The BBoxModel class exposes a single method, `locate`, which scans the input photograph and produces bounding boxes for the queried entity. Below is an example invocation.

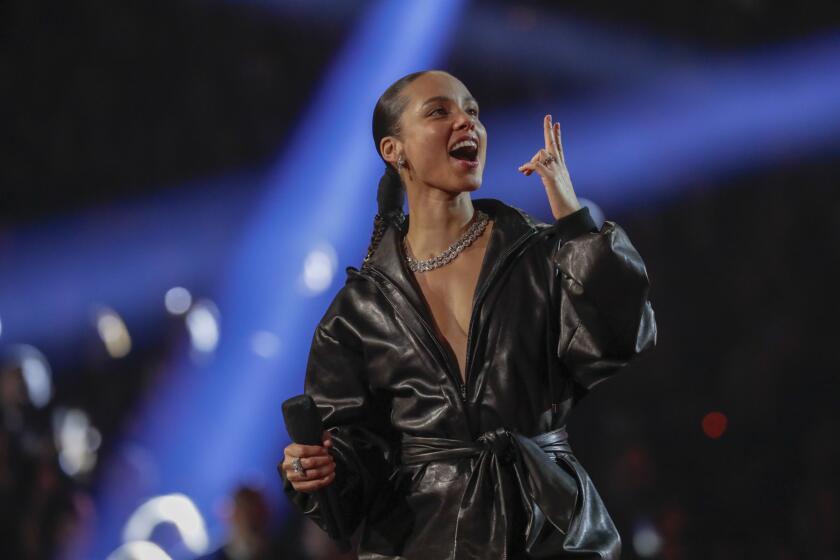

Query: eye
[430,107,447,116]
[468,107,479,116]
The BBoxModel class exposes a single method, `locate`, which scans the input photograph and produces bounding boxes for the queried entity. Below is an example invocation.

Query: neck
[404,189,476,259]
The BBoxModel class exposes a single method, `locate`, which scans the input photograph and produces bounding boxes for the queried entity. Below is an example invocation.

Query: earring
[397,154,406,169]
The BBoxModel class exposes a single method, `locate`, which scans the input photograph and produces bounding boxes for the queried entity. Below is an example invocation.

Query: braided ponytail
[362,165,405,268]
[362,70,429,269]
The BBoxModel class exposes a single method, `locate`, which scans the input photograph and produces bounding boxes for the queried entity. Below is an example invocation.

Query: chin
[463,179,482,191]
[457,169,485,191]
[448,176,481,193]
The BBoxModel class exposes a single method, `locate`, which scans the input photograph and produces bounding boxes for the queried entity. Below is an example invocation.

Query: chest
[410,222,494,381]
[414,260,480,339]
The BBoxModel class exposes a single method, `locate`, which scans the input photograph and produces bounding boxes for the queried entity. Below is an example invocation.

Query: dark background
[1,1,839,558]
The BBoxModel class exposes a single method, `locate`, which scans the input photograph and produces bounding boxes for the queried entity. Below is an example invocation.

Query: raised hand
[518,114,582,220]
[279,430,336,493]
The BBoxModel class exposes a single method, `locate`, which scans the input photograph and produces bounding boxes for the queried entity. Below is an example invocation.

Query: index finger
[286,443,330,458]
[544,114,557,155]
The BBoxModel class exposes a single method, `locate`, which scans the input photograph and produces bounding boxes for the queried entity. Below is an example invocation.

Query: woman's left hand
[518,114,582,220]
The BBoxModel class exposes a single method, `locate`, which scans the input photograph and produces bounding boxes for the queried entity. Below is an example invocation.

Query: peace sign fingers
[544,114,561,160]
[520,113,581,220]
[553,119,565,164]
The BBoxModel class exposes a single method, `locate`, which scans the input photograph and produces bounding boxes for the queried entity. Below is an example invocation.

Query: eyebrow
[420,95,479,108]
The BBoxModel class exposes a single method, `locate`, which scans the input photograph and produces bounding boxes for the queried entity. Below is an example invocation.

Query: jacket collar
[363,197,543,311]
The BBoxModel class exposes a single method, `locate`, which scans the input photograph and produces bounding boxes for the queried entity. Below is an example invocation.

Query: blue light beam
[90,0,465,557]
[477,31,840,216]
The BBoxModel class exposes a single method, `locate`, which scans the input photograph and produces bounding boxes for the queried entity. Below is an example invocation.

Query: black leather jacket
[282,198,657,559]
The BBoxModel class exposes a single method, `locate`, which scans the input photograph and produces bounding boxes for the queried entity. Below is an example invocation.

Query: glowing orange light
[702,411,728,439]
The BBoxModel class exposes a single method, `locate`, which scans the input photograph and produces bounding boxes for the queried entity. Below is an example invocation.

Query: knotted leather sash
[401,427,581,559]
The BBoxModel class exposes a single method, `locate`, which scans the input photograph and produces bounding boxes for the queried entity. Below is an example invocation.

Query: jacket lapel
[363,198,543,411]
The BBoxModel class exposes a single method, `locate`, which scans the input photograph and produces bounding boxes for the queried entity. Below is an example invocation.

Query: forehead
[404,72,476,108]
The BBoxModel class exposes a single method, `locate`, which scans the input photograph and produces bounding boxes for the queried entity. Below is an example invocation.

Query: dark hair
[362,70,430,268]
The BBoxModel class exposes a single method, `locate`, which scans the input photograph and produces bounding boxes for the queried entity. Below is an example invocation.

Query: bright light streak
[122,494,209,555]
[0,172,257,347]
[165,287,193,315]
[95,307,132,358]
[91,1,466,555]
[482,32,840,214]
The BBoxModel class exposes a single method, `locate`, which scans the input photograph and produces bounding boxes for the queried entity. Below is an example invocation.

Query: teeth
[450,139,477,151]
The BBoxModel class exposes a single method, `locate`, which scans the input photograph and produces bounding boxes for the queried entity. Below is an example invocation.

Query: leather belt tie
[401,427,580,559]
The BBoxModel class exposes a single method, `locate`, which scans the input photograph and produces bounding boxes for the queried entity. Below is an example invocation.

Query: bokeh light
[12,344,54,408]
[52,407,102,477]
[299,243,338,295]
[1,1,837,558]
[164,287,193,315]
[702,411,728,439]
[250,330,281,359]
[121,494,209,556]
[185,300,220,355]
[632,520,664,557]
[106,541,172,560]
[94,307,132,358]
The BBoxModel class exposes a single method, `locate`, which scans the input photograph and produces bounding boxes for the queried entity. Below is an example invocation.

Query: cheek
[410,129,450,165]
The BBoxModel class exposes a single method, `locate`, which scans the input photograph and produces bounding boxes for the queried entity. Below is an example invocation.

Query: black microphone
[282,394,351,553]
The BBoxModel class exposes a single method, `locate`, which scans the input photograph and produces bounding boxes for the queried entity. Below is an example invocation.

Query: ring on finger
[291,456,304,475]
[542,154,556,166]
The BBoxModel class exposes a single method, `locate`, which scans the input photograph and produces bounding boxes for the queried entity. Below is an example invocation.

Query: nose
[453,107,476,130]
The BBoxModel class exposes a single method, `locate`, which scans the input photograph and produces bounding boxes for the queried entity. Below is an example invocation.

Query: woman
[279,70,657,559]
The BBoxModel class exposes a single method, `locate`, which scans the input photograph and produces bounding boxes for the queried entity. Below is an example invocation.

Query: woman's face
[387,71,487,194]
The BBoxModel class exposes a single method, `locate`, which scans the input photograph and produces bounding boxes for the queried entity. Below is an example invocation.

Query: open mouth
[448,141,478,163]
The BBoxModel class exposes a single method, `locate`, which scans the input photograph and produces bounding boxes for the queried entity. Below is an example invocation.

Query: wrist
[545,185,581,220]
[550,200,582,220]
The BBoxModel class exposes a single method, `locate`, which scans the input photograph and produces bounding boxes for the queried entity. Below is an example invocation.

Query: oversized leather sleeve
[549,206,658,393]
[281,310,393,536]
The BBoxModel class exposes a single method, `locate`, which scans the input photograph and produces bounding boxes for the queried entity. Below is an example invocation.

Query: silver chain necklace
[403,210,490,272]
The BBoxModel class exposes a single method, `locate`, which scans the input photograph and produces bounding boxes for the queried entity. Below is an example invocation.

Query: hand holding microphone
[281,394,350,552]
[280,430,336,492]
